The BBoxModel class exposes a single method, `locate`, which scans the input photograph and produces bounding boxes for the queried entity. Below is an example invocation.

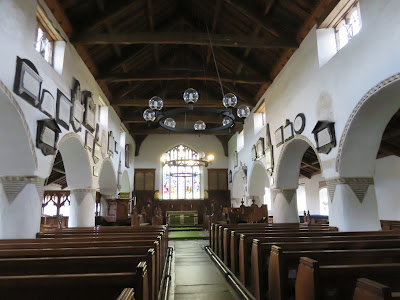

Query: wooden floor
[168,240,240,299]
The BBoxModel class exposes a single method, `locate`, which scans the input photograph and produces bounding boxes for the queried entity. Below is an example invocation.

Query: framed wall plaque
[39,89,55,118]
[275,126,284,147]
[265,145,274,176]
[251,145,257,161]
[85,131,95,152]
[283,120,294,141]
[93,166,99,177]
[266,123,272,146]
[256,137,265,158]
[125,144,130,168]
[36,119,61,156]
[228,170,232,183]
[13,57,42,107]
[101,130,107,158]
[71,79,85,132]
[83,91,96,133]
[115,141,119,154]
[312,121,336,154]
[93,142,101,164]
[294,113,306,134]
[56,89,72,130]
[108,131,115,157]
[234,151,238,168]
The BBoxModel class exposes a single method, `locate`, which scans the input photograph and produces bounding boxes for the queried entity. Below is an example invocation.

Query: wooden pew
[353,278,400,300]
[252,238,400,299]
[229,226,338,271]
[0,255,151,300]
[296,258,400,300]
[117,288,135,300]
[268,246,400,300]
[0,270,147,300]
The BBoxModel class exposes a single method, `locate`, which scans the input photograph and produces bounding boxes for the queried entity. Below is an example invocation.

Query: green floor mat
[169,230,205,240]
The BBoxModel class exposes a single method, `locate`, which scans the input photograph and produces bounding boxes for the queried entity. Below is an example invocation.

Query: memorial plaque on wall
[256,138,265,158]
[85,131,95,152]
[71,79,85,132]
[125,144,130,168]
[39,89,55,118]
[108,131,115,157]
[312,121,336,154]
[83,91,96,133]
[36,119,61,156]
[56,89,72,130]
[294,113,306,134]
[283,121,294,141]
[275,126,284,147]
[13,57,42,107]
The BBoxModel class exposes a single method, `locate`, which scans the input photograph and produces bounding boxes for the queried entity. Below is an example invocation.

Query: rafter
[206,0,224,65]
[72,32,297,49]
[98,70,270,85]
[113,98,248,108]
[224,0,283,38]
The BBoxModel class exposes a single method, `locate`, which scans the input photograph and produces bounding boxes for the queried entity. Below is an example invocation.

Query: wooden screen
[208,169,228,190]
[134,169,155,191]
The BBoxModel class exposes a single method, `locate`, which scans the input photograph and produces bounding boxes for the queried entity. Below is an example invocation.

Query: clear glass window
[35,19,54,65]
[296,185,307,213]
[335,3,362,50]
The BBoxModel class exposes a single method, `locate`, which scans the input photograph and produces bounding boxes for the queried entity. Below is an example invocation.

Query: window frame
[35,8,58,66]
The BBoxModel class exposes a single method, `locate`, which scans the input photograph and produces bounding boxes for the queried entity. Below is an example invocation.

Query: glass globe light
[222,116,232,127]
[194,120,206,131]
[198,151,206,159]
[149,96,163,110]
[222,93,237,108]
[183,88,199,104]
[143,108,156,121]
[237,105,251,118]
[164,118,176,128]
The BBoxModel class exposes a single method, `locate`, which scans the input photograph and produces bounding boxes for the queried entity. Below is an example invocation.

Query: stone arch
[337,73,400,177]
[275,135,321,189]
[231,169,246,207]
[120,170,131,194]
[98,158,118,196]
[57,133,92,189]
[0,81,37,175]
[57,133,94,227]
[248,161,269,206]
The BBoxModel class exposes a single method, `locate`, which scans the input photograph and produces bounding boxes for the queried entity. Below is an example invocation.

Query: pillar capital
[325,177,374,203]
[0,176,44,203]
[271,188,297,204]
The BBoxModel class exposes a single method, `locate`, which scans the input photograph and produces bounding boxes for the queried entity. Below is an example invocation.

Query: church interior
[0,0,399,299]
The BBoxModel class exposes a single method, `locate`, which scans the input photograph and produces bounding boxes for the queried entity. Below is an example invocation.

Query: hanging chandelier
[142,89,251,133]
[160,148,215,168]
[143,18,251,133]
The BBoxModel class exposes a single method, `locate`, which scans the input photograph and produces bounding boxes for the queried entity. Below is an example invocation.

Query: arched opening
[0,83,39,238]
[98,158,118,220]
[0,84,36,176]
[231,170,246,207]
[334,76,400,230]
[248,161,270,210]
[44,134,93,228]
[274,136,321,223]
[120,170,131,194]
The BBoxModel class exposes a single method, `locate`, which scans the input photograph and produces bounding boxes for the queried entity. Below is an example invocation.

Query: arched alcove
[231,170,246,207]
[0,83,36,176]
[248,161,269,207]
[57,134,92,189]
[120,170,131,194]
[338,76,400,177]
[275,136,321,189]
[98,158,118,195]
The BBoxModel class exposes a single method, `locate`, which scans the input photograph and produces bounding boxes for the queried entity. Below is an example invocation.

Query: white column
[327,177,381,231]
[271,189,299,223]
[0,177,44,239]
[69,189,96,227]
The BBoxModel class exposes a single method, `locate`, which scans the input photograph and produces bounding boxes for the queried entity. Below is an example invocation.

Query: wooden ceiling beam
[224,0,282,38]
[113,98,245,107]
[78,0,146,33]
[123,114,229,124]
[383,127,400,140]
[299,169,312,179]
[380,141,400,157]
[206,0,224,65]
[72,32,297,49]
[98,70,270,85]
[264,0,276,15]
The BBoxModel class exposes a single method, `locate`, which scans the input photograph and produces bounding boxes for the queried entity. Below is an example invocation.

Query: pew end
[295,257,319,300]
[353,278,393,300]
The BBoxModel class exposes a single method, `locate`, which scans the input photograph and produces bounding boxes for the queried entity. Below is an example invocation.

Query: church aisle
[168,240,240,300]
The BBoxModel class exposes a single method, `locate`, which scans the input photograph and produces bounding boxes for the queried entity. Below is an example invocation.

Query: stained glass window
[162,145,202,199]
